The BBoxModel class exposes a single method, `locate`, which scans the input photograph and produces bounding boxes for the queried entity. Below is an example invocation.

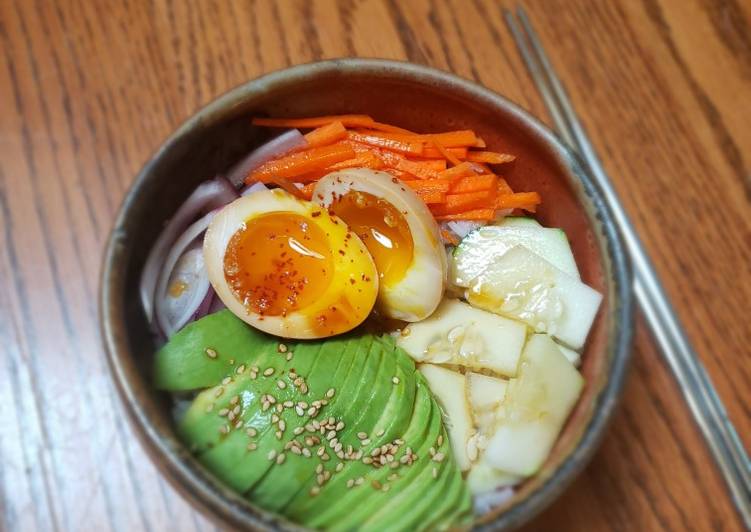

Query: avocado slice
[195,337,356,493]
[284,340,418,523]
[246,335,380,510]
[154,310,271,391]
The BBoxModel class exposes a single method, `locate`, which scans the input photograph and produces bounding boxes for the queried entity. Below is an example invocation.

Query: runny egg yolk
[223,212,332,317]
[329,191,414,287]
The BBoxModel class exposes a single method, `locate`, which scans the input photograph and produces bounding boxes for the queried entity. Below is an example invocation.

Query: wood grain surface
[1,0,749,530]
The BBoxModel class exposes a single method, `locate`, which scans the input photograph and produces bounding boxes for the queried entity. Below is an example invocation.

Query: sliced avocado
[273,337,395,516]
[154,310,271,391]
[246,335,378,510]
[286,341,418,523]
[194,339,336,492]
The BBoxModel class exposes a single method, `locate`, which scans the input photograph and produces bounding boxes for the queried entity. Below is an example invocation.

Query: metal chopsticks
[504,7,751,527]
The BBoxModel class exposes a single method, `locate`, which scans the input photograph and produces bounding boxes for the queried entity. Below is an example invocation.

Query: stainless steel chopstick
[505,7,751,527]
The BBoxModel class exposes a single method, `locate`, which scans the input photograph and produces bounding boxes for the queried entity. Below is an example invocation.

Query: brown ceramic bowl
[100,59,633,531]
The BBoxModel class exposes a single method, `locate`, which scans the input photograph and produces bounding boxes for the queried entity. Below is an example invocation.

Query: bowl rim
[100,57,634,531]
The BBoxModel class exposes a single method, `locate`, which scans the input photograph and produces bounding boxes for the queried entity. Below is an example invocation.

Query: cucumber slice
[451,222,580,287]
[465,245,601,349]
[497,216,541,228]
[484,335,584,476]
[397,299,527,378]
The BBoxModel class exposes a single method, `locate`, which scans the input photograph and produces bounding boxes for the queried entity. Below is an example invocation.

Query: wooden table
[1,1,749,530]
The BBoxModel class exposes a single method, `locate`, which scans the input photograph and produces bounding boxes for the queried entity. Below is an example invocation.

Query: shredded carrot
[427,138,463,166]
[251,115,539,222]
[496,192,541,212]
[416,189,447,204]
[395,158,443,179]
[328,151,384,171]
[247,143,356,183]
[450,174,498,194]
[402,180,451,193]
[440,228,460,245]
[421,146,468,159]
[347,131,423,156]
[430,189,497,216]
[497,178,513,195]
[438,161,478,180]
[304,121,347,148]
[466,151,516,164]
[434,209,496,221]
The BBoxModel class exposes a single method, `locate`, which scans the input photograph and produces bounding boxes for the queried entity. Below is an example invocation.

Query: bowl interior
[103,59,631,531]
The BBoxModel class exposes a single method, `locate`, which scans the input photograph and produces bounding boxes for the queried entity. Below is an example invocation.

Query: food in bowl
[142,114,603,530]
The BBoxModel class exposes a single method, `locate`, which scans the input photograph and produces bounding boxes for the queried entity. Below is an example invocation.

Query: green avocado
[155,312,472,531]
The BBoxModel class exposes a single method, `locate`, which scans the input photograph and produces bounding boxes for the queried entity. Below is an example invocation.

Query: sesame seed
[310,487,320,497]
[278,343,288,353]
[229,359,235,365]
[372,480,382,490]
[334,443,343,453]
[325,388,335,399]
[267,395,276,404]
[362,438,371,446]
[357,432,368,440]
[262,402,270,412]
[395,439,404,445]
[222,377,232,386]
[214,387,224,398]
[336,451,345,460]
[307,407,318,416]
[246,427,257,437]
[275,431,282,439]
[293,426,305,435]
[433,452,445,462]
[323,471,331,481]
[234,420,243,429]
[336,463,344,472]
[388,473,399,481]
[264,367,275,377]
[321,453,330,461]
[286,352,293,361]
[376,429,385,437]
[432,467,438,479]
[232,405,241,416]
[218,408,229,417]
[336,421,345,431]
[317,474,324,486]
[326,431,336,441]
[276,403,283,413]
[205,348,218,359]
[236,364,246,374]
[267,450,277,461]
[346,479,354,488]
[392,377,400,385]
[277,380,287,389]
[227,411,236,422]
[363,457,373,464]
[291,446,302,455]
[316,464,323,474]
[300,383,309,394]
[276,453,286,465]
[247,443,257,451]
[230,396,240,406]
[437,435,444,446]
[429,447,436,457]
[219,425,229,435]
[296,406,305,416]
[302,448,312,458]
[317,447,325,457]
[279,420,286,432]
[272,414,279,423]
[283,400,294,408]
[382,484,390,492]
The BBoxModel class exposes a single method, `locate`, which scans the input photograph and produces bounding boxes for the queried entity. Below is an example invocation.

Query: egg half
[313,169,446,321]
[203,188,379,338]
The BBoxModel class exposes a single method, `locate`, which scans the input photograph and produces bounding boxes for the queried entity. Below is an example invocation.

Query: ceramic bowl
[100,58,633,531]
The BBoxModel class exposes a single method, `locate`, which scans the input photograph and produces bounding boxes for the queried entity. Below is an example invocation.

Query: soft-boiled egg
[313,169,446,321]
[203,188,379,338]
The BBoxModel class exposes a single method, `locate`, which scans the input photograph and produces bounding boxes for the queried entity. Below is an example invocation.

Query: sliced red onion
[446,220,483,240]
[241,181,269,196]
[140,176,237,322]
[193,288,215,321]
[227,129,306,187]
[208,294,226,314]
[474,487,515,515]
[154,212,215,337]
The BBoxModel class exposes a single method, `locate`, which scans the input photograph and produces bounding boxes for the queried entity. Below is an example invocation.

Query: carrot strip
[430,189,497,216]
[449,174,498,194]
[395,158,443,179]
[441,228,460,245]
[264,176,307,199]
[347,131,423,156]
[328,151,384,171]
[428,138,463,166]
[416,189,447,204]
[496,192,541,211]
[474,136,487,148]
[299,182,316,200]
[354,129,478,147]
[434,209,496,221]
[303,121,347,148]
[402,180,451,193]
[438,161,478,180]
[247,143,356,183]
[421,146,468,159]
[466,151,516,164]
[497,177,513,195]
[404,159,447,172]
